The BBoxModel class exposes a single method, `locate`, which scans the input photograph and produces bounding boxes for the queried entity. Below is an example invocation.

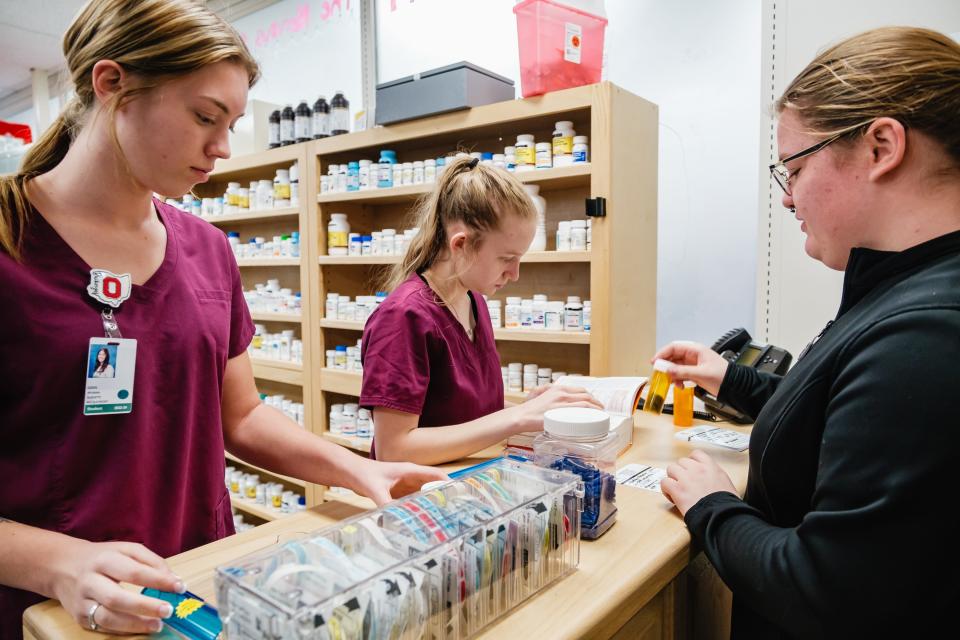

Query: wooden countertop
[23,413,750,639]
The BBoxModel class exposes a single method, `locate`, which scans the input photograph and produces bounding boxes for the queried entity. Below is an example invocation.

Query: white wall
[229,0,364,137]
[759,0,960,357]
[375,0,763,349]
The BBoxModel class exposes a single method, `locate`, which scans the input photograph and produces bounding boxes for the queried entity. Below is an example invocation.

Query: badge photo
[84,338,137,415]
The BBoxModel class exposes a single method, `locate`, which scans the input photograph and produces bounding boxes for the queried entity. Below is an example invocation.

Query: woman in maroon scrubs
[0,1,443,637]
[361,156,602,465]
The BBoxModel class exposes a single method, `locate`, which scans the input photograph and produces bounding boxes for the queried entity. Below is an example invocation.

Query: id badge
[84,337,137,415]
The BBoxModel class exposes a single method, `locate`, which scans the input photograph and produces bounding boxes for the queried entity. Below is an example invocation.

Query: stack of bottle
[328,402,373,440]
[486,295,590,332]
[249,325,303,365]
[555,218,592,252]
[226,467,305,514]
[261,393,305,427]
[231,512,256,533]
[324,291,388,323]
[228,231,300,260]
[503,364,586,393]
[268,92,351,148]
[244,280,302,316]
[325,339,363,373]
[326,213,421,257]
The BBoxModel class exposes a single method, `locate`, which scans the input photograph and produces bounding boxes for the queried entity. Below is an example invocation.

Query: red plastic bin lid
[0,120,32,144]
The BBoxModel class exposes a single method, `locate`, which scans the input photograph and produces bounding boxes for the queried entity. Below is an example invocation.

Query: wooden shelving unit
[196,143,321,513]
[225,452,306,489]
[307,82,657,452]
[193,83,657,519]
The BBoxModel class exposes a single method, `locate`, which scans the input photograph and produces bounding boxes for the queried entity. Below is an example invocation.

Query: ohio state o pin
[87,269,133,308]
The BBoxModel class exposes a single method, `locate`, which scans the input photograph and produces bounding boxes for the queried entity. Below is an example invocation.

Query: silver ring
[87,601,102,631]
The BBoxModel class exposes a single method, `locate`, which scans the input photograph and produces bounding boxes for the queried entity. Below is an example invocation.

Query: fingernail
[159,603,173,618]
[152,619,164,632]
[173,580,186,594]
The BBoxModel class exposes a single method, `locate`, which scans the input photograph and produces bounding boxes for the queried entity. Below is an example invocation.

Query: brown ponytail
[0,0,260,261]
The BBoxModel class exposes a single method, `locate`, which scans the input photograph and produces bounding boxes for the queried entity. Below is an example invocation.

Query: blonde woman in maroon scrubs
[0,1,443,637]
[361,156,602,465]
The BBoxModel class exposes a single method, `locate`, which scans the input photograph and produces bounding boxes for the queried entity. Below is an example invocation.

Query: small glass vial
[533,407,618,539]
[673,381,696,427]
[644,359,672,414]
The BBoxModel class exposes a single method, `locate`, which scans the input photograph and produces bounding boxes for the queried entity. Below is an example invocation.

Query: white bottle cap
[653,358,673,372]
[573,136,588,143]
[544,407,610,438]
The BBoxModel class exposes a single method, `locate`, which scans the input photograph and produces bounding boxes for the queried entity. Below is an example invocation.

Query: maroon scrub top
[360,273,504,458]
[0,200,254,636]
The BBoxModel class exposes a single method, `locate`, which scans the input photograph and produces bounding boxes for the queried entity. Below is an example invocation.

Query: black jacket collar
[838,229,960,316]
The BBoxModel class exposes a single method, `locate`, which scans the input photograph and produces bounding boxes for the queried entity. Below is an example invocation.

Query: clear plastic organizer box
[215,460,584,639]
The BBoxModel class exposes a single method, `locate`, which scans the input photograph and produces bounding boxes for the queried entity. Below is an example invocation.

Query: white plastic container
[327,213,350,256]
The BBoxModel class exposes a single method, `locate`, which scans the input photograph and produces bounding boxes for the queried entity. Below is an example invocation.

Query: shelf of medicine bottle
[320,319,589,344]
[321,431,372,453]
[236,258,301,267]
[316,251,591,266]
[251,359,304,386]
[318,368,361,395]
[315,164,591,205]
[201,207,300,225]
[225,452,307,489]
[230,496,295,522]
[210,143,305,176]
[250,312,303,323]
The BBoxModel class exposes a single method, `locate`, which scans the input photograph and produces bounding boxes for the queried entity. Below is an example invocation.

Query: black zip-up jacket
[685,230,960,639]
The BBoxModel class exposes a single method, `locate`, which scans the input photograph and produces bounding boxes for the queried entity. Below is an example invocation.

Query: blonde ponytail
[380,156,537,292]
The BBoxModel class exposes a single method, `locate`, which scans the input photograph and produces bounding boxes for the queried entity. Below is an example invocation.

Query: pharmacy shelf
[317,251,591,266]
[321,431,372,453]
[320,319,366,331]
[251,358,304,386]
[230,496,294,522]
[320,319,589,344]
[236,258,301,267]
[316,164,592,205]
[319,368,361,396]
[202,207,300,225]
[224,452,307,489]
[494,328,590,344]
[250,311,303,323]
[210,143,304,176]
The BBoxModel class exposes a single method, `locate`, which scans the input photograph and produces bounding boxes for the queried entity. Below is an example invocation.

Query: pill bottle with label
[327,213,350,256]
[515,134,536,171]
[573,135,589,163]
[295,100,312,143]
[312,96,330,139]
[644,359,672,414]
[552,120,575,166]
[673,381,696,427]
[535,142,553,169]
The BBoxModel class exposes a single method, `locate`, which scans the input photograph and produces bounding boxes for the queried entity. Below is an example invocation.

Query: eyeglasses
[768,130,850,196]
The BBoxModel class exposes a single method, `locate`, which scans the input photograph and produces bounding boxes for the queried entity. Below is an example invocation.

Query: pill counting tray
[215,460,583,639]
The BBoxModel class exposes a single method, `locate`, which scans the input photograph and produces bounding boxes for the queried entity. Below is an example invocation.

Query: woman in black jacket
[656,26,960,638]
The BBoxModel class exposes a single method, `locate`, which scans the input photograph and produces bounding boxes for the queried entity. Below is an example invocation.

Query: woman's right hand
[651,341,729,397]
[52,539,185,634]
[512,385,604,433]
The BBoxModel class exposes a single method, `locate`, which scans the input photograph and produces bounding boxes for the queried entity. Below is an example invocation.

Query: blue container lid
[335,345,347,352]
[348,161,359,168]
[481,152,494,160]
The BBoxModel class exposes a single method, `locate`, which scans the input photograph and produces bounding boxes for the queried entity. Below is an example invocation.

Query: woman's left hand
[523,384,552,401]
[661,450,738,516]
[352,460,448,506]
